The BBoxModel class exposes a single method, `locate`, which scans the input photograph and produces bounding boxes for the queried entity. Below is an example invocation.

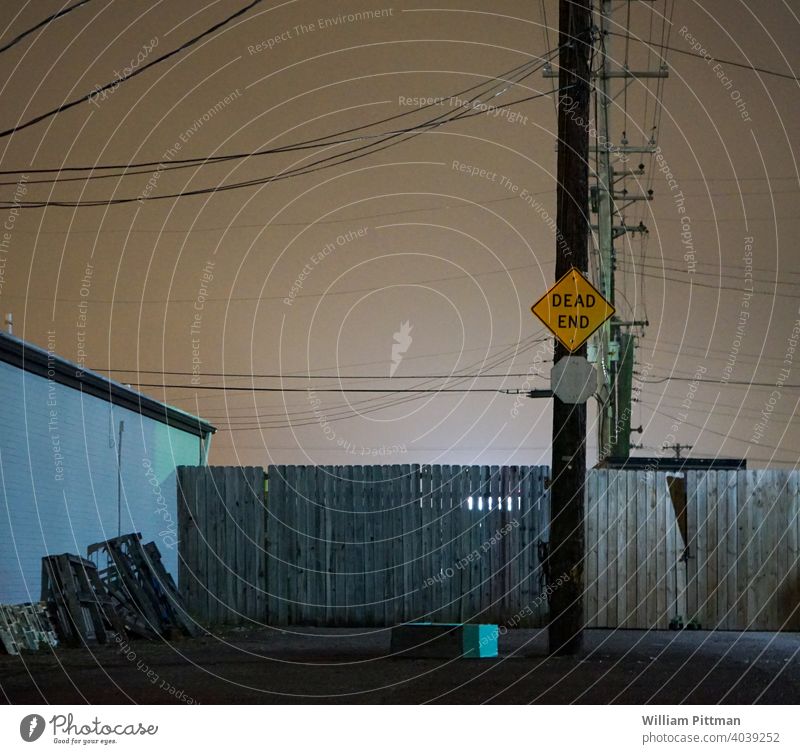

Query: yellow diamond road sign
[531,267,615,352]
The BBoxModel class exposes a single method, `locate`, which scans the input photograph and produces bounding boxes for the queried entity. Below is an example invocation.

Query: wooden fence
[583,469,800,631]
[177,466,800,631]
[177,466,266,625]
[584,469,684,630]
[685,470,799,631]
[178,464,550,627]
[266,464,550,627]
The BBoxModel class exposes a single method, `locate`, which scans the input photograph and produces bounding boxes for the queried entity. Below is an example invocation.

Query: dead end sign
[530,267,614,352]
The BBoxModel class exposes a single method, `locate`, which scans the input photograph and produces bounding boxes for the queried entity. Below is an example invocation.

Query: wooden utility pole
[547,0,592,656]
[593,0,665,463]
[663,443,693,460]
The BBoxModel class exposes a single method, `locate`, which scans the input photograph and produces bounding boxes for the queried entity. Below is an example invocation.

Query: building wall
[0,360,202,603]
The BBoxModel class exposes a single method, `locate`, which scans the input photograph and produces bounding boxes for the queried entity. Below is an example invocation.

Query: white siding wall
[0,361,202,603]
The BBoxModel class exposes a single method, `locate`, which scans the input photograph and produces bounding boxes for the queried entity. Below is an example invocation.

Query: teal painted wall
[0,361,202,603]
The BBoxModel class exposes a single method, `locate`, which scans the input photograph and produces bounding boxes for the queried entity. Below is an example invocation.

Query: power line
[223,444,556,451]
[202,335,550,427]
[654,175,800,182]
[636,341,789,370]
[648,187,799,197]
[3,256,555,305]
[164,334,549,411]
[2,51,555,205]
[2,192,529,235]
[137,335,547,419]
[607,29,800,81]
[4,157,797,208]
[177,353,552,425]
[0,54,554,185]
[636,360,779,383]
[14,189,797,237]
[93,368,539,380]
[214,385,546,427]
[644,402,798,457]
[127,380,527,431]
[214,385,527,428]
[637,387,800,423]
[134,384,511,393]
[0,0,94,54]
[636,373,800,389]
[624,252,800,278]
[636,334,786,360]
[617,262,799,300]
[0,0,266,139]
[2,86,563,209]
[643,213,800,223]
[617,258,800,290]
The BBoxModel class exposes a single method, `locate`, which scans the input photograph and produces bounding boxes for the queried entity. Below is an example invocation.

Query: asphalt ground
[2,628,798,704]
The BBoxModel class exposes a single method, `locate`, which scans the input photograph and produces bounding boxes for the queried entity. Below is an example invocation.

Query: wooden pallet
[40,554,126,647]
[0,603,58,655]
[88,534,201,639]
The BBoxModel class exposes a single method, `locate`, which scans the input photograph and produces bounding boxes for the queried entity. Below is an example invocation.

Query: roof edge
[0,331,215,438]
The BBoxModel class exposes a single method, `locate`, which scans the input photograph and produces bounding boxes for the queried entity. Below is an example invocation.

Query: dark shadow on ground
[1,628,798,704]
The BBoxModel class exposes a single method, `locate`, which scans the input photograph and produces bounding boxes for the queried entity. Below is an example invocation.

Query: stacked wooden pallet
[0,602,58,654]
[40,554,126,646]
[88,534,201,639]
[38,536,201,647]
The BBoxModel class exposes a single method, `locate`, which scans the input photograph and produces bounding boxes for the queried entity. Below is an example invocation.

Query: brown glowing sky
[1,0,799,468]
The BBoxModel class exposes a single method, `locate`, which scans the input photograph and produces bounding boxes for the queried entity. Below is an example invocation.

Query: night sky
[1,0,798,468]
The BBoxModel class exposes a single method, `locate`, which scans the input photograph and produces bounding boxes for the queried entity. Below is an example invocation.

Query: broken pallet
[88,534,200,639]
